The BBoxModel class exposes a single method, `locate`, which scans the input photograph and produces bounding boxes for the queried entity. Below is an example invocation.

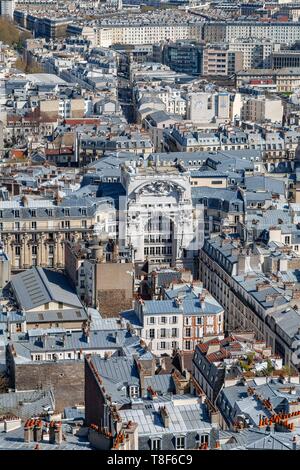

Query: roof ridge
[36,267,55,303]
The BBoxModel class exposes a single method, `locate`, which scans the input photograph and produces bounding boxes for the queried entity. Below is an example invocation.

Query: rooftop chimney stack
[293,436,297,451]
[49,421,63,445]
[33,420,42,442]
[160,406,170,428]
[24,420,34,443]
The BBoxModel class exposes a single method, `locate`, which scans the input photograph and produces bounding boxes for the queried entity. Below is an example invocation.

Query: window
[15,246,20,256]
[151,439,161,450]
[185,327,191,337]
[82,220,87,228]
[149,317,155,324]
[58,302,63,309]
[161,316,167,324]
[15,222,20,230]
[185,340,191,350]
[200,434,209,445]
[175,436,185,450]
[45,303,49,310]
[49,245,54,255]
[129,385,139,398]
[35,355,41,361]
[197,317,203,325]
[172,316,177,324]
[171,328,177,337]
[32,245,37,255]
[160,328,166,338]
[31,221,37,230]
[14,210,20,218]
[160,342,166,349]
[149,329,155,339]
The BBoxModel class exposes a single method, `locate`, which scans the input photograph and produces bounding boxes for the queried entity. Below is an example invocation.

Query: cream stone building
[120,160,204,271]
[94,23,202,48]
[0,195,116,271]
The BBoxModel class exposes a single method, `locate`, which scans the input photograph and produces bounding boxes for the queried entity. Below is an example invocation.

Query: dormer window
[129,385,139,398]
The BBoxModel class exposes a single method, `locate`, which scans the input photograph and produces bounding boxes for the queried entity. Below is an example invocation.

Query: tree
[0,17,20,46]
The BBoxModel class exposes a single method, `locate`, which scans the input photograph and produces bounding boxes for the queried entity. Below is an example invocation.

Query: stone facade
[120,161,203,271]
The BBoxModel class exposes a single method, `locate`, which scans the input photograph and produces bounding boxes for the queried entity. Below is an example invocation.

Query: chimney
[206,341,221,355]
[49,421,63,445]
[256,282,269,292]
[21,195,28,207]
[112,242,119,263]
[215,440,221,450]
[174,297,183,309]
[33,420,42,442]
[24,419,34,443]
[160,406,170,428]
[42,333,47,349]
[199,291,206,306]
[293,290,300,300]
[293,436,297,451]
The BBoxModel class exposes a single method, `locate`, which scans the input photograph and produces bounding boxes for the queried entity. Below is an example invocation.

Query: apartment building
[132,284,224,356]
[228,39,281,70]
[203,21,300,45]
[162,40,204,76]
[94,23,202,48]
[203,47,243,77]
[236,68,300,93]
[0,0,15,19]
[240,96,284,124]
[14,11,73,39]
[186,92,231,123]
[40,98,86,120]
[199,235,300,369]
[65,238,133,314]
[0,195,115,271]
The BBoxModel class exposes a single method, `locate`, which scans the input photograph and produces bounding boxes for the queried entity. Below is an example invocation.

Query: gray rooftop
[11,267,83,311]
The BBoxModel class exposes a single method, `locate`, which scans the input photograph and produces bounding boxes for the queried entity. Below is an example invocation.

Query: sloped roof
[11,267,82,310]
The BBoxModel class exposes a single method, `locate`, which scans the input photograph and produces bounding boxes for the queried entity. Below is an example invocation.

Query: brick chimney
[33,420,42,442]
[49,421,63,445]
[24,419,34,443]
